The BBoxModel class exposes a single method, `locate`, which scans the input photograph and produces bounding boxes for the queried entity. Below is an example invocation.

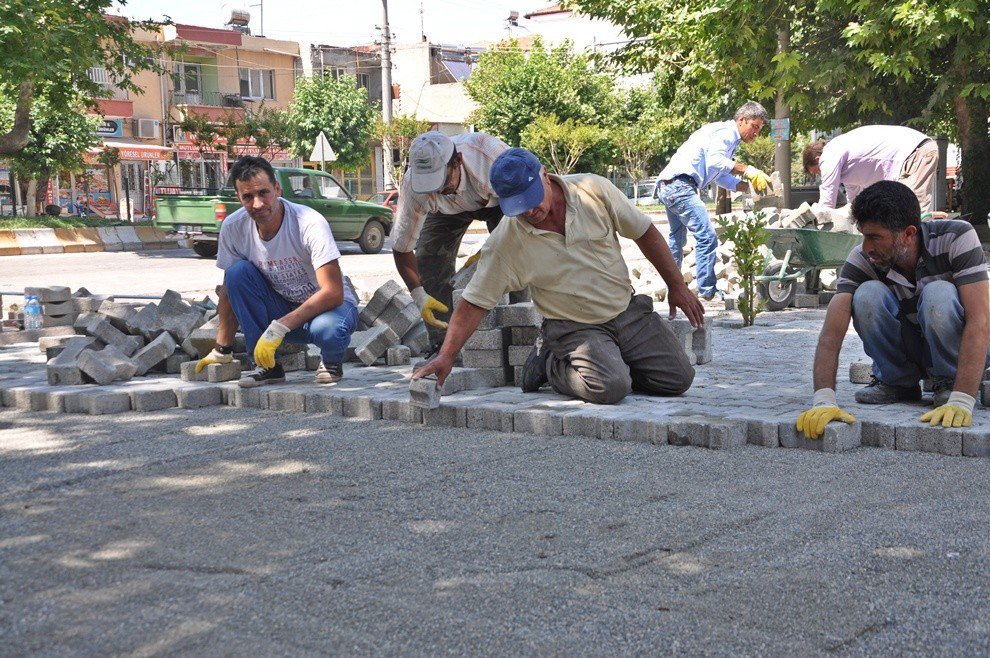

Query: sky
[114,0,552,48]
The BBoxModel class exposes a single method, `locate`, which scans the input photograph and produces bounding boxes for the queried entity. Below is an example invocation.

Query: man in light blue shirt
[657,101,771,300]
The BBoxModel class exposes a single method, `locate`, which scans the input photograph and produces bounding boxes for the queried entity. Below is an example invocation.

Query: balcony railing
[172,91,245,108]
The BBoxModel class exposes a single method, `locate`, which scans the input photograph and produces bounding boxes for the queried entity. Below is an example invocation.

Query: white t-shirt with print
[216,198,357,306]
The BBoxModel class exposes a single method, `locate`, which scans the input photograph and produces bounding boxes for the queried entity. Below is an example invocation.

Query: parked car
[624,176,660,206]
[154,168,393,257]
[368,189,398,212]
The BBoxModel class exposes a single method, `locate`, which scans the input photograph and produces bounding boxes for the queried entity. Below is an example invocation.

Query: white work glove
[920,391,975,427]
[411,286,449,329]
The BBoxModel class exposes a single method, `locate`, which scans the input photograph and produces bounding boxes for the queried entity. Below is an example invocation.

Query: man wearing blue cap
[414,148,705,405]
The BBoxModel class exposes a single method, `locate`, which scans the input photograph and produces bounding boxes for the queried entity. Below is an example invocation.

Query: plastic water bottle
[23,295,43,331]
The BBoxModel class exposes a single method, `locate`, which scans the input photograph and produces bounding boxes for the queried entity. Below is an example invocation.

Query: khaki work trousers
[899,139,939,213]
[543,294,695,405]
[415,205,504,345]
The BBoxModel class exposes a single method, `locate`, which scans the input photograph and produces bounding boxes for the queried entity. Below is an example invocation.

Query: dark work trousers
[415,204,504,345]
[543,294,695,405]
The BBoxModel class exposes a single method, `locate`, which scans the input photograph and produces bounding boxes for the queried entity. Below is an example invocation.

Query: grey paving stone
[77,345,139,385]
[176,386,223,409]
[266,389,306,412]
[861,420,896,449]
[496,302,542,327]
[747,419,780,448]
[163,353,192,374]
[130,388,178,412]
[849,361,873,384]
[401,322,430,357]
[510,325,540,345]
[613,414,667,444]
[280,351,307,373]
[25,285,71,303]
[46,336,99,386]
[41,314,77,329]
[203,361,240,382]
[464,329,504,351]
[779,421,861,453]
[71,294,111,313]
[130,332,177,376]
[226,386,264,409]
[126,302,163,340]
[513,407,562,436]
[962,431,990,457]
[373,295,419,338]
[304,391,343,414]
[81,391,132,415]
[562,410,614,441]
[180,360,208,382]
[449,260,477,291]
[87,317,142,357]
[667,418,707,447]
[98,299,139,332]
[386,345,411,366]
[381,397,424,423]
[462,350,504,369]
[350,324,399,366]
[473,367,507,388]
[409,377,441,409]
[792,293,819,308]
[896,424,963,456]
[0,326,76,346]
[507,345,532,367]
[466,403,514,432]
[423,404,467,427]
[707,421,748,449]
[342,395,382,420]
[41,300,75,316]
[360,280,404,325]
[38,334,81,352]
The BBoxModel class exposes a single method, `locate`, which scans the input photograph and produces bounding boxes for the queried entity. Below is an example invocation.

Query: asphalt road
[1,406,989,655]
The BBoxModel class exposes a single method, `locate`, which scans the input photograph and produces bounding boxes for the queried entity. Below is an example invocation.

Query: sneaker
[315,361,343,384]
[701,289,725,302]
[238,363,286,388]
[931,377,953,407]
[854,376,921,404]
[520,328,550,393]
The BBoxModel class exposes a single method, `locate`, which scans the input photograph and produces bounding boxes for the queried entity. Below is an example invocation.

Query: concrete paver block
[423,404,467,427]
[861,420,896,449]
[25,285,71,303]
[176,385,223,409]
[747,419,780,448]
[157,290,204,342]
[401,322,430,357]
[130,332,177,376]
[38,334,80,353]
[226,386,263,409]
[896,424,963,456]
[342,395,382,420]
[80,391,132,415]
[510,326,540,345]
[360,280,404,325]
[46,336,99,386]
[409,377,441,409]
[507,345,532,367]
[206,361,241,382]
[0,326,76,346]
[562,410,613,440]
[266,389,307,412]
[513,407,562,436]
[465,329,504,351]
[163,353,192,374]
[779,421,861,452]
[41,314,78,329]
[381,397,423,423]
[126,303,163,340]
[304,391,343,414]
[351,324,399,366]
[87,317,142,357]
[496,302,542,327]
[42,300,75,316]
[180,360,207,382]
[792,294,819,308]
[130,388,178,412]
[462,349,504,369]
[280,351,307,372]
[386,345,411,366]
[613,415,667,444]
[962,431,990,458]
[77,345,139,385]
[849,361,873,384]
[98,299,139,332]
[72,294,111,314]
[449,260,477,292]
[373,295,419,338]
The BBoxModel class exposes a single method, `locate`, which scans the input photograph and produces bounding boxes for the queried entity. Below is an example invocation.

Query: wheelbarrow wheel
[758,263,796,311]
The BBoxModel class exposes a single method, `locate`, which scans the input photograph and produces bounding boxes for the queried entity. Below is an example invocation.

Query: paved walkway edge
[0,227,179,256]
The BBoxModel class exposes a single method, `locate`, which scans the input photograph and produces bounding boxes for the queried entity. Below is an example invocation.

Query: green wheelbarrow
[755,228,862,311]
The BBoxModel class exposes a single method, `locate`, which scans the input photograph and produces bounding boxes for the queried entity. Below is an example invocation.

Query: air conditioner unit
[137,118,160,138]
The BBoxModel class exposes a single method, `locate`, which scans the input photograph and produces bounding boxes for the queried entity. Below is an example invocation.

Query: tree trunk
[955,93,990,225]
[774,24,792,209]
[0,81,34,156]
[26,179,37,217]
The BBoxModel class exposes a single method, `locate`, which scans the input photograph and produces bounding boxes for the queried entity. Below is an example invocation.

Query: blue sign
[770,118,790,142]
[96,119,123,138]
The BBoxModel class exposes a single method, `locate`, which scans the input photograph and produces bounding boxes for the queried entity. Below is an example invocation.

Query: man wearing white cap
[392,130,510,347]
[414,148,704,405]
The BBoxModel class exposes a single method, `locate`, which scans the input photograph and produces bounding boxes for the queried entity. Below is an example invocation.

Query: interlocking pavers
[266,389,307,412]
[386,345,411,366]
[513,406,563,436]
[778,421,861,453]
[895,424,964,456]
[86,317,142,357]
[97,300,139,332]
[496,302,542,327]
[46,336,99,386]
[381,397,424,423]
[130,332,177,376]
[129,387,178,412]
[462,350,504,369]
[176,385,223,409]
[849,361,872,384]
[860,420,896,449]
[77,345,139,385]
[409,377,441,409]
[79,390,132,415]
[25,285,71,303]
[963,431,990,457]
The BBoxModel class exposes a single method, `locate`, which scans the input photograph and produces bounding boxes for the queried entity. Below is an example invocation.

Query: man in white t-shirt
[194,156,359,387]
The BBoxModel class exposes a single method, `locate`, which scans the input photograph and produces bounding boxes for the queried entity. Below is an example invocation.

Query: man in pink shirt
[803,125,938,212]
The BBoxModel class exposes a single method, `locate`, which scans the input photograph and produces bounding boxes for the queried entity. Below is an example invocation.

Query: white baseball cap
[408,131,455,193]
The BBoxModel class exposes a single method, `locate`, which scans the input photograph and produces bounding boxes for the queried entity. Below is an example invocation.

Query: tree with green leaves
[0,0,166,156]
[178,104,293,161]
[520,115,610,175]
[612,120,658,205]
[374,114,431,188]
[465,37,617,148]
[287,75,377,171]
[0,84,99,216]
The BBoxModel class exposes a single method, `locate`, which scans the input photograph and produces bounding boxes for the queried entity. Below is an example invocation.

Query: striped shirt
[391,132,510,253]
[837,220,987,323]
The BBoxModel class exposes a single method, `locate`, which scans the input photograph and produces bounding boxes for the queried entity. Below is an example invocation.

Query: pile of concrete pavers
[346,280,430,366]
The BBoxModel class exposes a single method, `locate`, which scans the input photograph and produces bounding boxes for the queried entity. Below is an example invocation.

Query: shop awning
[89,140,174,162]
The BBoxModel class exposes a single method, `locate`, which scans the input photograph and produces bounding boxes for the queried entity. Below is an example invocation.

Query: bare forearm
[438,300,487,359]
[954,322,990,396]
[813,295,853,391]
[215,286,239,346]
[393,250,422,292]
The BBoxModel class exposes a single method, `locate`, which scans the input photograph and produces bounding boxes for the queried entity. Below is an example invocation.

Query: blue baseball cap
[489,148,544,216]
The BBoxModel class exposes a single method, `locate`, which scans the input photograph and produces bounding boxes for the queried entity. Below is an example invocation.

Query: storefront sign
[97,119,123,138]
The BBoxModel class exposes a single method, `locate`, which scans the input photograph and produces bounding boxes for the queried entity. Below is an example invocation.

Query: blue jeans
[658,179,718,297]
[852,279,982,387]
[224,260,358,366]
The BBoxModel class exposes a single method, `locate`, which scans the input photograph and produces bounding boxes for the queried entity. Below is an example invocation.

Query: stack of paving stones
[349,280,427,365]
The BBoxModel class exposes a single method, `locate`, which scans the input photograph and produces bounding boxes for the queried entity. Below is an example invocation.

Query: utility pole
[774,23,792,209]
[380,0,395,189]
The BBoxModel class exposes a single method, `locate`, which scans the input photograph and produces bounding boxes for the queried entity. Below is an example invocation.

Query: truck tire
[358,219,386,254]
[192,240,219,258]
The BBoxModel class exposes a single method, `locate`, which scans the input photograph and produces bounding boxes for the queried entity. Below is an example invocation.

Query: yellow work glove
[920,392,975,427]
[795,388,856,439]
[743,165,772,193]
[253,320,290,370]
[194,346,233,373]
[411,286,449,329]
